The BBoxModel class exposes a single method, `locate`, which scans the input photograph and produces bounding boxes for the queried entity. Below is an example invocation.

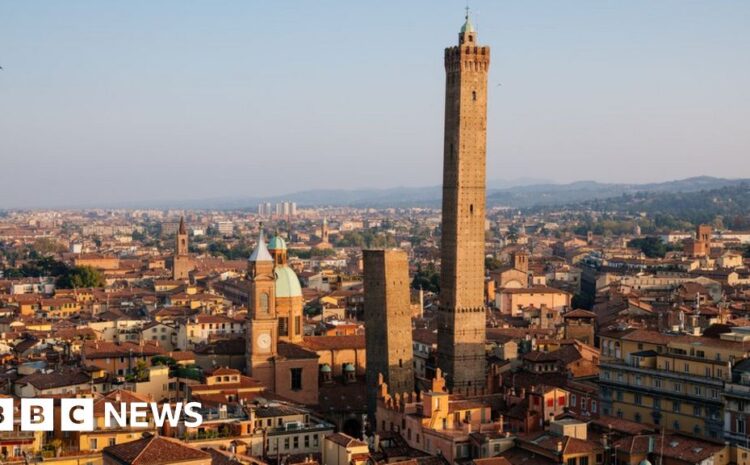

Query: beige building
[323,433,369,465]
[497,286,571,316]
[599,327,750,439]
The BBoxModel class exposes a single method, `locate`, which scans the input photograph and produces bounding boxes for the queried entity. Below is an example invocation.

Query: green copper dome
[344,363,356,372]
[274,265,302,298]
[320,364,332,373]
[268,235,287,251]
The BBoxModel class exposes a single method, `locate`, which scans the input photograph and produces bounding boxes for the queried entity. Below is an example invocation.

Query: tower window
[260,293,269,313]
[470,204,474,215]
[472,91,477,101]
[291,368,303,391]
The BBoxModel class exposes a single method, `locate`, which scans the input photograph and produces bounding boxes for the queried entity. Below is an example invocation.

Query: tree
[628,236,668,258]
[485,256,502,271]
[411,263,440,293]
[31,237,65,255]
[134,360,149,381]
[56,265,105,289]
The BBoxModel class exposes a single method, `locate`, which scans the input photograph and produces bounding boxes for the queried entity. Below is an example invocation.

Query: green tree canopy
[628,236,669,258]
[56,265,105,289]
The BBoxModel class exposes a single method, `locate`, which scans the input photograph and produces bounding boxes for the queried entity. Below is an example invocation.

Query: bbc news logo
[0,399,203,431]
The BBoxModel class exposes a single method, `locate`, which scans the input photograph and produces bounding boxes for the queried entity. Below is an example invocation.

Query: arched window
[472,90,477,101]
[260,292,269,313]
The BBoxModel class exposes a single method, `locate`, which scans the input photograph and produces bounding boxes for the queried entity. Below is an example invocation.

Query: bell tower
[247,226,278,387]
[173,216,192,280]
[436,10,490,395]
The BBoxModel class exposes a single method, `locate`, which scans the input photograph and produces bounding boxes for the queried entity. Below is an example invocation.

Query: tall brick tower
[363,249,415,427]
[436,11,490,395]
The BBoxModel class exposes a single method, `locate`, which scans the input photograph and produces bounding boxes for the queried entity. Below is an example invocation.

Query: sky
[1,1,749,208]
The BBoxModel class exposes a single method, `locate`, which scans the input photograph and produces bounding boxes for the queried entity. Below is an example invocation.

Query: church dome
[268,235,287,251]
[274,265,302,298]
[639,460,652,465]
[344,363,356,373]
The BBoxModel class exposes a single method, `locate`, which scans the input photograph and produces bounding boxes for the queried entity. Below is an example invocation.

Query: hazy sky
[1,1,749,208]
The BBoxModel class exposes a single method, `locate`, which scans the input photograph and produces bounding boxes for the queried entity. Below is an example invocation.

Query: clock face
[257,333,272,350]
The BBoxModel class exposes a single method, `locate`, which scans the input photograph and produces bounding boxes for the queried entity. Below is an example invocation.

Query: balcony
[724,384,750,401]
[600,361,724,387]
[266,422,334,436]
[0,430,35,440]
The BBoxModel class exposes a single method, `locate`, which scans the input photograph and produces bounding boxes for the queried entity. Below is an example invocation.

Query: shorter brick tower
[364,249,415,427]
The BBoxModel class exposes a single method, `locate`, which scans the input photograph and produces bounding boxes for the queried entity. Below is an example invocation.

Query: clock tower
[247,226,278,389]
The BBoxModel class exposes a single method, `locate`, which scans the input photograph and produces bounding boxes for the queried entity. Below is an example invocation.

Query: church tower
[246,227,278,388]
[173,216,192,280]
[436,11,490,395]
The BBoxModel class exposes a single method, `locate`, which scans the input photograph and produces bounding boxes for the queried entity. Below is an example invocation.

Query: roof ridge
[129,435,156,465]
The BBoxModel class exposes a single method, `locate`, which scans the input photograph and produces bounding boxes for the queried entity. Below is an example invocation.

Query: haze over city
[1,1,749,208]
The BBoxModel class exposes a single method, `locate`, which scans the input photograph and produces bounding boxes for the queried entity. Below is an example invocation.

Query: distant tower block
[437,11,490,395]
[364,249,415,426]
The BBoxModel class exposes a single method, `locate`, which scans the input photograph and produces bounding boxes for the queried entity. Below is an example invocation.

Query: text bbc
[0,399,203,431]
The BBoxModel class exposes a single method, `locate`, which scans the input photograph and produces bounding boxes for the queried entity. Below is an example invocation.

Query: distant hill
[486,176,750,208]
[253,176,749,209]
[527,183,750,228]
[9,176,748,210]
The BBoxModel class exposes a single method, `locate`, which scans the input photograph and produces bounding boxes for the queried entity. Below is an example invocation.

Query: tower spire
[461,5,475,33]
[249,223,273,263]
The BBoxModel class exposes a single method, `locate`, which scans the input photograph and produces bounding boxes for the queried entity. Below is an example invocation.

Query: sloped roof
[103,435,210,465]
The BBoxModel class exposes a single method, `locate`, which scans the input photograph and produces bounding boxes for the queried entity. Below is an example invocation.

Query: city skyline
[1,6,750,464]
[1,1,749,208]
